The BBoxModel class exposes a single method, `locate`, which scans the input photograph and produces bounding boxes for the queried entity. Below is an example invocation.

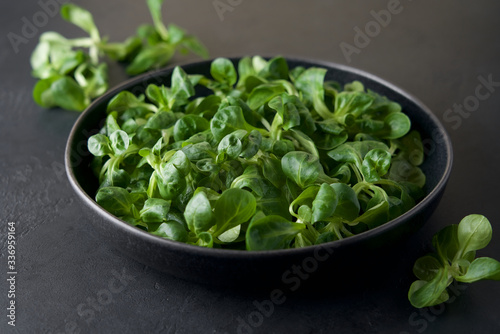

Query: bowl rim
[65,56,453,258]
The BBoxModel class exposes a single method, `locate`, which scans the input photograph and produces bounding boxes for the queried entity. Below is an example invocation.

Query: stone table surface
[1,0,499,333]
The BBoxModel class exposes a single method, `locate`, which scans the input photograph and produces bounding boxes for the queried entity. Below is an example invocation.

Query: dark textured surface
[1,1,499,333]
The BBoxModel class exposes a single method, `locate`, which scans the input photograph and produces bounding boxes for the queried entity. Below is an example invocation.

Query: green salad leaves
[31,0,208,111]
[409,214,500,308]
[88,56,426,250]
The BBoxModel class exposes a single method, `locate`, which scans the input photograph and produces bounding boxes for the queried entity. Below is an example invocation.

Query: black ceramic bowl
[65,58,452,287]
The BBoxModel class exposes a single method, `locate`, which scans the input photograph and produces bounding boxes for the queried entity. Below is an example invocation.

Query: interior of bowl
[66,57,453,257]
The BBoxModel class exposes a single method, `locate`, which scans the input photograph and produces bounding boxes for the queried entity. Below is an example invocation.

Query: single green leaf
[312,183,338,223]
[210,58,237,86]
[294,67,333,120]
[96,186,133,217]
[408,267,450,308]
[174,115,210,142]
[171,66,195,103]
[184,191,216,234]
[60,4,100,40]
[151,221,188,242]
[413,255,443,281]
[260,155,286,189]
[218,130,246,160]
[109,130,130,155]
[281,151,323,188]
[50,76,89,111]
[146,0,169,40]
[334,91,374,119]
[246,215,305,251]
[218,225,241,243]
[432,224,459,265]
[240,129,262,159]
[179,35,209,59]
[382,112,411,139]
[330,183,360,221]
[168,150,191,176]
[455,257,500,283]
[126,43,175,75]
[145,110,177,130]
[140,198,171,223]
[392,130,424,166]
[157,163,186,200]
[259,56,289,80]
[361,149,391,183]
[210,106,249,142]
[214,188,257,235]
[88,134,112,156]
[247,83,286,110]
[457,214,492,255]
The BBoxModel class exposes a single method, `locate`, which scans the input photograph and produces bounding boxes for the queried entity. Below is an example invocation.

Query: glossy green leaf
[388,159,426,188]
[246,215,305,251]
[432,224,459,265]
[361,149,391,183]
[39,76,88,111]
[408,267,450,308]
[330,183,360,221]
[312,183,338,222]
[88,134,112,156]
[96,186,133,216]
[413,255,442,281]
[259,56,289,80]
[294,67,333,120]
[281,151,323,188]
[140,198,171,223]
[382,112,411,139]
[146,0,169,40]
[218,130,247,160]
[184,191,215,234]
[455,257,500,283]
[174,115,210,142]
[457,214,492,254]
[218,225,241,243]
[171,66,195,103]
[126,43,175,75]
[145,110,177,130]
[109,130,130,155]
[247,83,286,110]
[157,163,186,200]
[334,91,374,119]
[210,106,249,141]
[214,188,256,235]
[60,4,100,40]
[210,58,237,86]
[151,220,188,242]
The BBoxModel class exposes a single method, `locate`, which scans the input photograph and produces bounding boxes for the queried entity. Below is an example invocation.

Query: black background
[1,1,499,333]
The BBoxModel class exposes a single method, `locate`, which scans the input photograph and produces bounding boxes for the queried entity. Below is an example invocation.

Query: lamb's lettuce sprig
[31,1,208,111]
[408,214,500,308]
